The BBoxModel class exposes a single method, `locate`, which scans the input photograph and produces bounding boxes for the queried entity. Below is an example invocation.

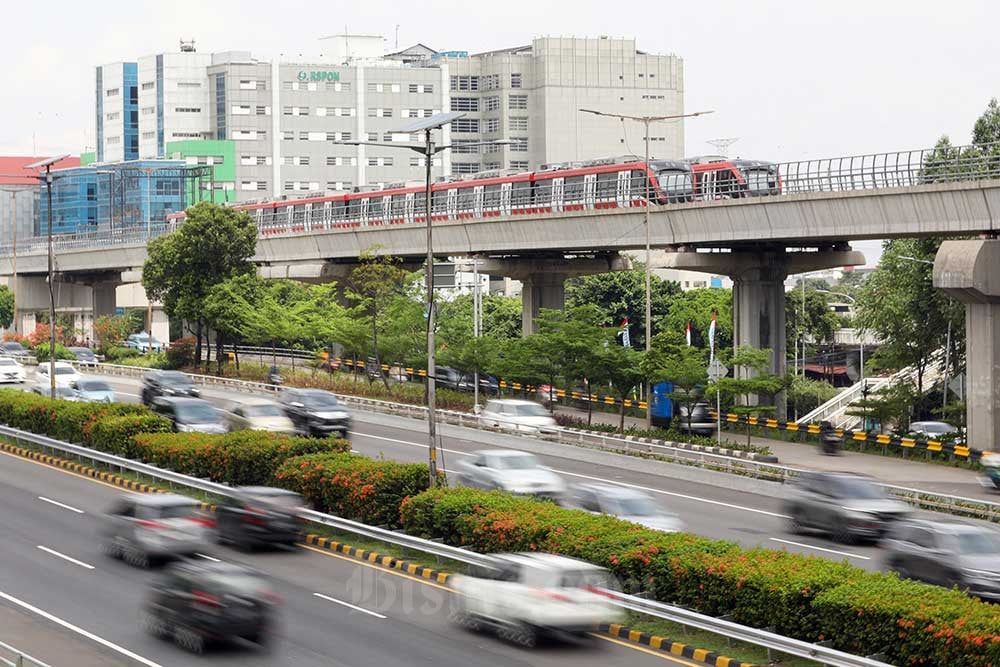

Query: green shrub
[116,352,170,369]
[104,346,140,362]
[166,337,195,369]
[131,431,348,486]
[87,414,173,458]
[33,342,76,362]
[0,389,149,445]
[276,453,428,528]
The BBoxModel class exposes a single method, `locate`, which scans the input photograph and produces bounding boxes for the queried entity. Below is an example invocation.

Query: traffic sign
[708,359,729,382]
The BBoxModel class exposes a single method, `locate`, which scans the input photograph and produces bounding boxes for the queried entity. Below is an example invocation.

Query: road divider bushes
[400,487,1000,666]
[0,389,151,445]
[131,431,348,487]
[275,453,428,528]
[87,414,173,457]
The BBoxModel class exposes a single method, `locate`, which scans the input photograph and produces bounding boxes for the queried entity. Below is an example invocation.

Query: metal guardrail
[0,423,895,667]
[0,641,52,667]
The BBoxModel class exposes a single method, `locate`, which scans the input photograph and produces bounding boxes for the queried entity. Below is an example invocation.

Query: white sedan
[35,361,81,386]
[453,450,567,500]
[0,356,26,383]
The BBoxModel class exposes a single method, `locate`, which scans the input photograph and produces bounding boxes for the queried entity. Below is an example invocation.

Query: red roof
[0,156,81,185]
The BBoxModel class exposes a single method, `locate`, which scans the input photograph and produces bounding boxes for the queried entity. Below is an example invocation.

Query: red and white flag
[620,317,631,348]
[685,321,692,346]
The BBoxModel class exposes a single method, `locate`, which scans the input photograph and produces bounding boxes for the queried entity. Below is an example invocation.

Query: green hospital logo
[297,70,341,83]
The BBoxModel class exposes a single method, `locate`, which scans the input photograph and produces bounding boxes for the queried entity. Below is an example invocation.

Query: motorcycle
[979,452,1000,490]
[819,420,842,456]
[267,366,284,386]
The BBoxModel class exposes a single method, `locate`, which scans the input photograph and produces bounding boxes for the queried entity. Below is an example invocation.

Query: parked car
[67,346,98,365]
[676,402,717,436]
[141,370,201,405]
[784,471,910,544]
[32,381,77,400]
[909,421,963,443]
[226,399,296,434]
[449,552,623,647]
[458,372,500,396]
[279,388,350,438]
[563,483,684,533]
[0,356,26,383]
[885,519,1000,601]
[480,399,557,435]
[71,377,115,403]
[35,361,81,386]
[126,333,165,353]
[216,487,307,550]
[100,493,211,568]
[151,397,229,434]
[0,341,30,358]
[454,450,566,500]
[141,560,279,653]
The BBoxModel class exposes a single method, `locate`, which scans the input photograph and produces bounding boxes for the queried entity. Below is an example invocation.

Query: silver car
[454,450,566,500]
[784,471,910,544]
[100,494,211,568]
[71,377,116,403]
[563,483,685,533]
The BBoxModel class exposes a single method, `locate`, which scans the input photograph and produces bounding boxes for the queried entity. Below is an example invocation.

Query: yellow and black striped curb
[600,623,756,667]
[0,441,170,494]
[302,534,451,584]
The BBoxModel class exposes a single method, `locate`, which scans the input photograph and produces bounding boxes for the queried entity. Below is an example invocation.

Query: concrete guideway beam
[660,247,866,421]
[934,240,1000,452]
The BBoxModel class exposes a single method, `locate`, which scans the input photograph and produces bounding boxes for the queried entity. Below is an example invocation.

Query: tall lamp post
[900,255,954,417]
[816,289,863,384]
[577,108,713,428]
[2,189,21,334]
[338,117,510,485]
[25,155,70,399]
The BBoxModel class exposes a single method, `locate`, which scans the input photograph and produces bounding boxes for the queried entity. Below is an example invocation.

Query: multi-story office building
[0,156,80,242]
[95,36,683,203]
[95,62,139,162]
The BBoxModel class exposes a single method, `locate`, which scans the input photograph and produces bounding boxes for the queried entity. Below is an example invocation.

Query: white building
[136,49,213,158]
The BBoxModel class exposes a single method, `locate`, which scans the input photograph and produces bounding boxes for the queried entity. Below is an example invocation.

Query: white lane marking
[38,496,85,514]
[351,430,788,519]
[769,538,871,560]
[195,553,221,562]
[313,592,386,619]
[36,545,95,570]
[0,591,163,667]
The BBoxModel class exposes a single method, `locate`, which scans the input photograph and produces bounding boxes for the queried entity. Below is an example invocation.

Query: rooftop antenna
[180,39,196,52]
[395,24,400,49]
[706,137,740,157]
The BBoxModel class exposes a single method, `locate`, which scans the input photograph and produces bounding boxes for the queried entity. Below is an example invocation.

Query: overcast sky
[3,0,996,263]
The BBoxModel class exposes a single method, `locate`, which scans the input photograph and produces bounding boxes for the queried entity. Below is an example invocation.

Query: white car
[35,361,81,386]
[0,356,26,383]
[481,399,557,435]
[563,483,685,533]
[450,552,623,647]
[226,398,297,434]
[454,450,567,500]
[32,381,77,400]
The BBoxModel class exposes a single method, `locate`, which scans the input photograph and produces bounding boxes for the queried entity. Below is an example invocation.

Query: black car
[279,388,350,438]
[457,372,500,396]
[141,370,201,405]
[216,487,307,550]
[435,366,462,391]
[141,560,280,653]
[0,341,29,358]
[67,346,98,365]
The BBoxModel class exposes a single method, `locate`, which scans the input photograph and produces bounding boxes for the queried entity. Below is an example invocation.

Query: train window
[564,175,585,202]
[596,172,617,200]
[535,180,553,206]
[483,184,501,208]
[432,190,448,215]
[657,169,693,196]
[455,187,475,213]
[511,181,531,207]
[413,193,426,218]
[391,195,407,219]
[346,197,363,219]
[368,196,383,218]
[744,168,774,195]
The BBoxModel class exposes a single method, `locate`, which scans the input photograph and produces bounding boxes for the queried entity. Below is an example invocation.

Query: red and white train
[167,155,780,232]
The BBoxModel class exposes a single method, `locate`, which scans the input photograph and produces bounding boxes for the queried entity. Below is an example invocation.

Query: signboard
[431,262,455,289]
[297,71,341,83]
[708,359,729,382]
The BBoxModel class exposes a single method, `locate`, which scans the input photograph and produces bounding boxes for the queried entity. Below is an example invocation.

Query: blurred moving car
[71,377,115,403]
[454,450,566,500]
[450,552,623,647]
[279,388,350,438]
[142,560,280,653]
[0,341,30,358]
[909,421,963,444]
[784,471,910,544]
[0,356,26,383]
[885,519,1000,601]
[458,372,500,396]
[31,381,77,400]
[435,366,463,391]
[36,360,81,386]
[481,399,557,435]
[101,493,211,568]
[152,397,229,434]
[216,487,307,550]
[67,346,98,365]
[676,403,717,436]
[126,333,165,353]
[226,399,296,434]
[141,370,201,405]
[563,483,684,533]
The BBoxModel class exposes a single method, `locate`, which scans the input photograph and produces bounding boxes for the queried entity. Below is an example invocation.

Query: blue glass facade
[38,160,188,236]
[123,63,139,160]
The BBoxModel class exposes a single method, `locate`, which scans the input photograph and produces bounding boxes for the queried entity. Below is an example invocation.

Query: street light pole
[3,190,18,334]
[45,166,56,399]
[146,169,153,352]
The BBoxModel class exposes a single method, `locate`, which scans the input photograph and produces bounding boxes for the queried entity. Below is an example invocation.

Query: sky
[2,0,997,263]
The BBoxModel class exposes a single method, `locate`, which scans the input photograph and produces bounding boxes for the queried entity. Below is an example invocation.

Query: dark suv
[216,487,307,550]
[141,370,201,405]
[279,388,350,438]
[141,560,280,653]
[784,471,910,544]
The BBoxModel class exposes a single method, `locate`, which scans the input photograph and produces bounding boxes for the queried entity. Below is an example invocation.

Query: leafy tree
[346,249,410,385]
[482,294,522,340]
[786,288,840,357]
[566,270,680,348]
[658,288,732,352]
[0,285,14,330]
[786,375,838,420]
[593,342,646,432]
[142,201,257,366]
[709,346,785,446]
[203,273,266,373]
[33,342,75,362]
[94,315,133,353]
[973,98,1000,147]
[845,382,918,434]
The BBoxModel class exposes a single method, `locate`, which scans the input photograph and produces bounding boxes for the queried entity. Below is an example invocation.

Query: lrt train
[166,155,780,231]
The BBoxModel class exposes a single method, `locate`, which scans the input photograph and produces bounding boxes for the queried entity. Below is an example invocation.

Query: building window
[449,75,479,91]
[423,109,434,117]
[106,112,120,121]
[510,137,528,152]
[453,162,480,174]
[141,82,155,91]
[510,73,522,88]
[299,156,310,166]
[325,81,349,92]
[327,181,352,191]
[367,83,399,93]
[142,131,155,140]
[508,95,528,110]
[171,132,203,138]
[141,106,155,115]
[482,74,500,91]
[178,81,203,89]
[256,105,269,115]
[485,96,500,112]
[451,118,480,133]
[509,116,528,132]
[175,107,201,113]
[106,88,120,97]
[106,136,121,145]
[367,108,393,117]
[509,160,529,171]
[450,97,479,112]
[485,118,500,133]
[367,132,378,142]
[453,140,480,154]
[408,83,434,94]
[367,156,394,167]
[282,131,294,141]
